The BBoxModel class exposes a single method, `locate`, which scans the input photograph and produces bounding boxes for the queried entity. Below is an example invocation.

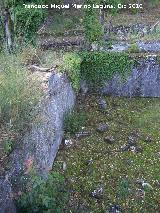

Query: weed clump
[64,111,86,136]
[17,171,68,213]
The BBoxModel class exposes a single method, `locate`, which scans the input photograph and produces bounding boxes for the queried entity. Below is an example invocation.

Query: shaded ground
[54,95,160,212]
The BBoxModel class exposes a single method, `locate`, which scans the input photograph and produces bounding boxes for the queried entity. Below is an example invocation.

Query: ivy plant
[17,171,68,213]
[80,51,134,87]
[62,53,82,92]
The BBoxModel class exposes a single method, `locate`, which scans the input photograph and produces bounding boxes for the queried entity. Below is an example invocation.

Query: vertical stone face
[0,179,16,213]
[101,56,160,97]
[0,73,75,212]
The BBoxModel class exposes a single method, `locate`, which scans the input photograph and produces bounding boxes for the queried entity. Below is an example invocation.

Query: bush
[62,53,82,92]
[15,1,47,42]
[17,171,68,213]
[80,51,134,87]
[0,53,43,131]
[64,111,87,136]
[83,0,103,43]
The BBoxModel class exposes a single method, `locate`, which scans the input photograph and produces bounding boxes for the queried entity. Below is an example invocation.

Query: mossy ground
[54,95,160,212]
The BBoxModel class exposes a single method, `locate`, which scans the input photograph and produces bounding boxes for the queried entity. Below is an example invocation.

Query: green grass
[54,96,160,212]
[134,101,160,134]
[0,52,43,131]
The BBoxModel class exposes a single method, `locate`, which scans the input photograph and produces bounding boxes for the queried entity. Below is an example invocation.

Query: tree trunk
[4,9,14,52]
[0,0,14,52]
[99,8,105,26]
[99,1,105,40]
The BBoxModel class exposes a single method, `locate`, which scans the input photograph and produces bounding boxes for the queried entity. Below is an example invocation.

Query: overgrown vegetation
[80,51,134,87]
[62,53,82,92]
[62,51,134,91]
[64,110,87,136]
[15,2,46,43]
[83,0,103,43]
[83,0,123,44]
[0,53,43,131]
[0,1,160,212]
[17,171,68,213]
[0,0,48,51]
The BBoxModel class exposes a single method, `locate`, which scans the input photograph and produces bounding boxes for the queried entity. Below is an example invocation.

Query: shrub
[83,0,103,43]
[15,1,47,42]
[17,171,68,213]
[64,111,87,136]
[62,53,82,92]
[0,53,43,131]
[83,0,123,43]
[80,51,134,87]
